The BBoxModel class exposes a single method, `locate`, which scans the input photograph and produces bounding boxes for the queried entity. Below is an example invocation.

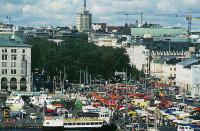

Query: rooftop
[153,56,181,65]
[0,32,31,47]
[177,58,200,68]
[131,27,188,37]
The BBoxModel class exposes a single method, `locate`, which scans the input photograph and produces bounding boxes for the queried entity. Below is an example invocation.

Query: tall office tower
[76,0,92,32]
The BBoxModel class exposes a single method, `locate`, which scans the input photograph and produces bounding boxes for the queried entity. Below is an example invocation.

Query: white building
[176,59,199,94]
[191,65,200,96]
[98,36,119,47]
[76,0,92,32]
[0,32,31,91]
[126,45,150,74]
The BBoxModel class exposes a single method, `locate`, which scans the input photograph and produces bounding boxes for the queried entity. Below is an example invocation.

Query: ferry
[43,117,117,131]
[63,117,117,130]
[43,116,64,130]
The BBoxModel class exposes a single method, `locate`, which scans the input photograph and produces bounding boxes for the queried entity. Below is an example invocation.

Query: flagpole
[53,76,56,94]
[63,66,66,94]
[60,70,62,92]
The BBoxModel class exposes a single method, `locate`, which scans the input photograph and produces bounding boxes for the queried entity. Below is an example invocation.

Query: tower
[84,0,86,10]
[76,0,92,32]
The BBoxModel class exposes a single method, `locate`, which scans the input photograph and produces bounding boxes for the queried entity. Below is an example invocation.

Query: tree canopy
[30,37,140,82]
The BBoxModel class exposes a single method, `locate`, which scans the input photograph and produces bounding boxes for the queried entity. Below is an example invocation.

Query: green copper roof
[0,33,31,47]
[131,27,188,37]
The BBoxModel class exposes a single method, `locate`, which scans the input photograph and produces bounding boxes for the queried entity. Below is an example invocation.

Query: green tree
[30,37,140,82]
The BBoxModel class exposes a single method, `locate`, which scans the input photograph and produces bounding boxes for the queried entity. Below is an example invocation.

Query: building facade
[191,65,200,96]
[175,59,199,94]
[76,0,92,32]
[150,57,178,85]
[98,36,119,47]
[126,45,150,74]
[0,32,31,91]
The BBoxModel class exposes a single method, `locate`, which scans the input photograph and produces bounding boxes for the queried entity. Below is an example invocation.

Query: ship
[43,116,64,131]
[63,117,117,131]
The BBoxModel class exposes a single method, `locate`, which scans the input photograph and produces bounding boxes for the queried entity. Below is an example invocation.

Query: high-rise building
[76,0,92,32]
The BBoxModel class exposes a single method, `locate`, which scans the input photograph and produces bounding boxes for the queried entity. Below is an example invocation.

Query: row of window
[2,69,17,74]
[2,49,26,53]
[2,55,26,60]
[2,62,16,67]
[64,122,103,126]
[170,68,176,71]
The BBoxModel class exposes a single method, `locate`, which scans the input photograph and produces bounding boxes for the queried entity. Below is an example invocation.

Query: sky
[0,0,200,29]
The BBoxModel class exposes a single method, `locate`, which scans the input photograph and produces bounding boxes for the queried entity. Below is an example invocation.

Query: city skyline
[0,0,200,29]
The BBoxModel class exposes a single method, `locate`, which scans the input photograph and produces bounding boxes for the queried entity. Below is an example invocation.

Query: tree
[30,37,140,82]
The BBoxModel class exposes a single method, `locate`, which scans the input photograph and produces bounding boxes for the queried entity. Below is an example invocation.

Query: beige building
[0,32,31,92]
[76,0,92,32]
[150,57,179,85]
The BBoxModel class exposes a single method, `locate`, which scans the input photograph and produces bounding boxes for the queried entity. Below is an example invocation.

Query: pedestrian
[165,121,167,126]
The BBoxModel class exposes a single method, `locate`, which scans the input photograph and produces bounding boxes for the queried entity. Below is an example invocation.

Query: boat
[5,96,24,106]
[63,117,117,131]
[43,116,64,131]
[82,105,113,123]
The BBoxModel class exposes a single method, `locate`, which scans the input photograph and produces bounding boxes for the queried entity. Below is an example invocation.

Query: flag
[6,16,11,20]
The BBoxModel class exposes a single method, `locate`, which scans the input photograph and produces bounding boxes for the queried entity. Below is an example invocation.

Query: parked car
[177,125,194,131]
[30,113,37,119]
[10,109,26,118]
[176,95,183,100]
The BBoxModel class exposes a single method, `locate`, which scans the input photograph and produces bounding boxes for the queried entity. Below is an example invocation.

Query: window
[174,68,176,71]
[22,55,25,60]
[11,55,17,60]
[11,62,16,67]
[2,55,7,60]
[11,49,17,53]
[2,69,7,74]
[2,49,7,53]
[22,49,25,53]
[11,69,16,74]
[2,62,7,67]
[170,68,172,71]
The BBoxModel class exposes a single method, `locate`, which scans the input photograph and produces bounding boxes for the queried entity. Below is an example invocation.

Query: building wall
[162,64,176,85]
[150,62,163,78]
[126,48,134,66]
[77,11,92,32]
[0,47,31,91]
[126,46,149,74]
[191,65,200,96]
[176,64,192,94]
[150,61,176,85]
[98,37,118,47]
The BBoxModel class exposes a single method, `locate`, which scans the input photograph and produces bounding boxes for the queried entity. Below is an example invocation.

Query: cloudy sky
[0,0,200,29]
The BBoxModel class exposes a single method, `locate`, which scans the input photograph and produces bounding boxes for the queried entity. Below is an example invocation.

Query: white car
[30,113,37,119]
[176,95,183,100]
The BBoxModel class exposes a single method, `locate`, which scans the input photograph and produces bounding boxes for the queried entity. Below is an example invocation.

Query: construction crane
[119,12,200,35]
[185,15,200,35]
[123,12,144,26]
